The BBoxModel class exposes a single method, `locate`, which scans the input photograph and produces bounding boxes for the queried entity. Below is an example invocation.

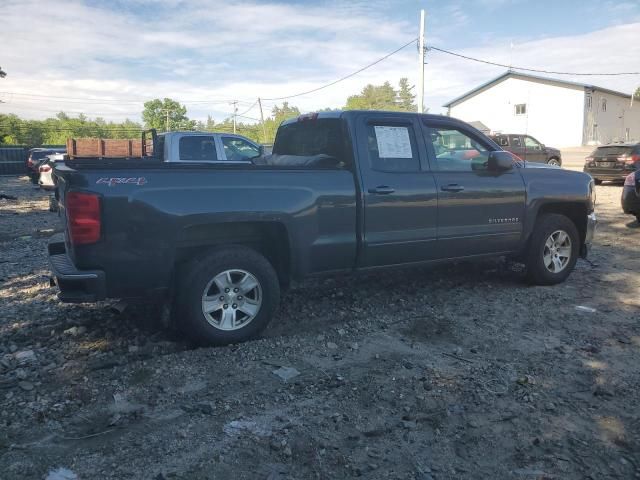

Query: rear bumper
[584,167,635,181]
[622,186,640,215]
[581,212,597,258]
[48,234,106,303]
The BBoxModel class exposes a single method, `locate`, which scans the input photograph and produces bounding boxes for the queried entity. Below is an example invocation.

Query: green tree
[344,79,417,112]
[397,78,417,112]
[345,81,397,110]
[634,87,640,100]
[142,98,195,131]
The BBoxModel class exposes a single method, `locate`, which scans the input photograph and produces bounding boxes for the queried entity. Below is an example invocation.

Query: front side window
[426,127,491,172]
[366,124,420,172]
[179,136,218,161]
[222,137,259,161]
[515,104,527,115]
[524,136,541,150]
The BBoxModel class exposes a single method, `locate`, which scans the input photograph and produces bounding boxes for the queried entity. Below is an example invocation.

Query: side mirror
[488,151,514,171]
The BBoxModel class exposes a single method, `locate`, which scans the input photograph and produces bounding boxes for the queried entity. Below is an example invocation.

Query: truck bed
[54,163,359,298]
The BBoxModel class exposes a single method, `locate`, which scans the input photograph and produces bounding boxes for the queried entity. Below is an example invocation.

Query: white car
[38,153,65,190]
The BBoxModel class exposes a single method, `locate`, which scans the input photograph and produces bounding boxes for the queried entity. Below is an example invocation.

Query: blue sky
[1,0,639,123]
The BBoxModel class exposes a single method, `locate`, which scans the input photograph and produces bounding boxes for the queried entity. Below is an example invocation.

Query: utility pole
[230,100,239,134]
[417,9,425,114]
[257,98,267,143]
[161,109,170,131]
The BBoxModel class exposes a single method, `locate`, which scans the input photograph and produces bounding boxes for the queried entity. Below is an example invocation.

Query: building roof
[468,121,491,132]
[443,70,633,108]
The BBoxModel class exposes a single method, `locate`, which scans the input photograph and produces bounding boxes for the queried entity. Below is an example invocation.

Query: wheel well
[173,222,291,287]
[537,203,587,244]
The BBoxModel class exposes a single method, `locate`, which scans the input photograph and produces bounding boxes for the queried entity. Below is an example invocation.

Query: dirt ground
[0,172,639,480]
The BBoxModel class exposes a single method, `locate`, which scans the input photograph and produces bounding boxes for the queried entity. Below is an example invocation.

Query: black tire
[174,246,280,346]
[547,157,561,167]
[525,214,579,285]
[593,179,603,185]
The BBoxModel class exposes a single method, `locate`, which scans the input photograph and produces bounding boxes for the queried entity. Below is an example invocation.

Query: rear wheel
[175,246,280,346]
[547,157,561,167]
[525,214,579,285]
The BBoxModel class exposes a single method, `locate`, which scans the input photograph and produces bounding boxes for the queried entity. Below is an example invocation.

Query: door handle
[441,184,464,192]
[368,186,395,195]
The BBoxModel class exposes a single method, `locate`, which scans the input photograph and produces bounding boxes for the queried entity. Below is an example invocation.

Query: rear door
[423,119,526,257]
[355,114,438,267]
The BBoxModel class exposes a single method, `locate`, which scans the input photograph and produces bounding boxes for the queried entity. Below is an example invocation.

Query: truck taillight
[66,192,101,245]
[584,156,593,164]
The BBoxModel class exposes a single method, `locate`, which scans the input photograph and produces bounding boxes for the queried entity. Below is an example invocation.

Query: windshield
[593,146,635,157]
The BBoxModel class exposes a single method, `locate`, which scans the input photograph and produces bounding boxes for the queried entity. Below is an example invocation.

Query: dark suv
[490,134,562,166]
[583,143,640,184]
[26,148,66,183]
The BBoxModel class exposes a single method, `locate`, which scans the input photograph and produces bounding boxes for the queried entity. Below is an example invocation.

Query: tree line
[0,78,416,146]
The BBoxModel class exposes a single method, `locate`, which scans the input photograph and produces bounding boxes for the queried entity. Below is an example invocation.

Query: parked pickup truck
[66,131,264,163]
[49,111,596,345]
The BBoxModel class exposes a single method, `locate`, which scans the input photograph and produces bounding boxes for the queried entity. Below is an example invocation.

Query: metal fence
[0,145,65,175]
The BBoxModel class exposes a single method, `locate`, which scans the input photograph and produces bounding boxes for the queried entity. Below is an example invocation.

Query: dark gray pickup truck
[50,111,596,345]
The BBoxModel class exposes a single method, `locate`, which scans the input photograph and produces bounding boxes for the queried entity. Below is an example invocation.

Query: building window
[586,95,592,111]
[514,104,526,115]
[601,99,607,112]
[592,124,598,142]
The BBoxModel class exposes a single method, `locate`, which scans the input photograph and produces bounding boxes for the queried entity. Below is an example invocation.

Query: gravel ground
[1,174,639,480]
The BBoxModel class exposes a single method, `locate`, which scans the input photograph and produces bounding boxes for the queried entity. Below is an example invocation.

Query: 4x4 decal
[97,177,147,187]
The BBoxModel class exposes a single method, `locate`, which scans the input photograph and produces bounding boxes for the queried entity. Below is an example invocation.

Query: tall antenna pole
[258,98,267,143]
[417,9,426,114]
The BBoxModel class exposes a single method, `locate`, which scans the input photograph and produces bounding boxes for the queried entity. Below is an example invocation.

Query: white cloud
[0,0,638,124]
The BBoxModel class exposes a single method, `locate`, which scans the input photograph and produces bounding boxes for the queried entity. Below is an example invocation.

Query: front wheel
[175,246,280,346]
[525,214,579,285]
[547,158,561,167]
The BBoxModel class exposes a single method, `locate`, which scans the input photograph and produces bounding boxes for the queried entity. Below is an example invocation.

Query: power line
[262,37,418,101]
[427,46,640,76]
[236,99,259,117]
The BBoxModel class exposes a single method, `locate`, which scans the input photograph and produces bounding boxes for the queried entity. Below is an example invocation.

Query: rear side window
[495,136,509,147]
[273,119,346,160]
[179,136,218,161]
[366,124,420,172]
[511,136,522,147]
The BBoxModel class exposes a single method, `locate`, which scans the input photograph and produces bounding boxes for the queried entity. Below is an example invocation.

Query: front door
[356,115,438,267]
[523,135,546,163]
[422,120,526,258]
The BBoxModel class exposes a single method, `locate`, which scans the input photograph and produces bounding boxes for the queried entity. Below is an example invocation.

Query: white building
[444,71,640,148]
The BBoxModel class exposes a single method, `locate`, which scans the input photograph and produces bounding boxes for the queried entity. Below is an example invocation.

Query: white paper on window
[374,126,413,159]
